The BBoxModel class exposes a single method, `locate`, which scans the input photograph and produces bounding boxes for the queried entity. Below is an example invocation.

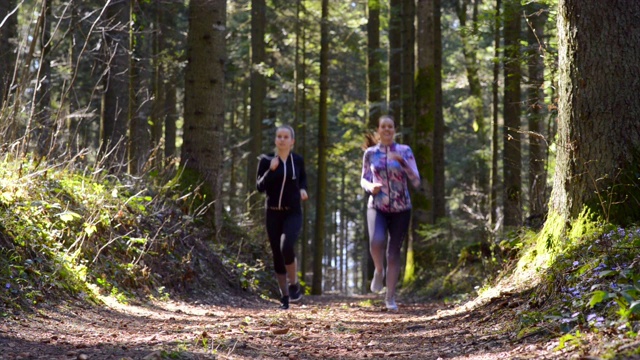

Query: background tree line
[1,0,638,297]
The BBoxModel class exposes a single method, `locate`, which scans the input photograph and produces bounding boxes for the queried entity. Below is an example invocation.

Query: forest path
[0,293,560,359]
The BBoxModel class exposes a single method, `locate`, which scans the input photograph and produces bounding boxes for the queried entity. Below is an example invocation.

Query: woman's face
[377,118,395,144]
[275,128,295,151]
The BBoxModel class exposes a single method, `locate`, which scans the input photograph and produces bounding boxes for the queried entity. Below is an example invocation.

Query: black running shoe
[289,283,302,303]
[280,296,289,309]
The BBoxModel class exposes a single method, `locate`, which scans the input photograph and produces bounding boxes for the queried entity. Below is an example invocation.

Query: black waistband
[268,206,290,211]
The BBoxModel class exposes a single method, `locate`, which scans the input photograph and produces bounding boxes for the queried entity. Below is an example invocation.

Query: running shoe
[280,295,289,310]
[289,283,303,303]
[385,295,398,311]
[370,269,384,293]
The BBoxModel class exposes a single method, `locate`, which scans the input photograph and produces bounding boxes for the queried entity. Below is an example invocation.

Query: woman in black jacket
[256,125,308,309]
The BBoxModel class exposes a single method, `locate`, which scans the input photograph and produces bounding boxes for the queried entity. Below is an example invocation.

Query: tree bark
[388,0,402,121]
[367,0,382,129]
[299,8,310,286]
[490,0,501,227]
[551,0,640,225]
[182,0,227,232]
[502,0,522,227]
[312,0,329,295]
[247,0,267,216]
[35,0,53,158]
[456,0,488,216]
[526,3,547,217]
[129,1,153,175]
[432,0,445,221]
[100,0,131,173]
[402,0,415,142]
[0,0,17,110]
[162,2,181,165]
[411,0,437,284]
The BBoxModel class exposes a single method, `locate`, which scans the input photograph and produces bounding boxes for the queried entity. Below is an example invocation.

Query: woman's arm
[256,155,275,192]
[360,150,383,194]
[360,151,374,192]
[298,156,308,191]
[401,147,421,189]
[298,156,309,200]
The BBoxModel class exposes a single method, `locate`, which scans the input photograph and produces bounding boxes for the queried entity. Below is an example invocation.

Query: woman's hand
[300,189,308,201]
[270,157,280,171]
[387,152,405,164]
[371,182,383,195]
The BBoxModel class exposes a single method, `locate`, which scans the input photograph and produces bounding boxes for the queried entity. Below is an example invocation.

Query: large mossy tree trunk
[182,0,226,232]
[550,0,640,225]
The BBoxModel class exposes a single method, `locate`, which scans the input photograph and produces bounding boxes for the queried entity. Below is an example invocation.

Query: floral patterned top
[361,143,421,213]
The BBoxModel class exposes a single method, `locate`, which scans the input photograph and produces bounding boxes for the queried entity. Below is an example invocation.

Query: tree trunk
[312,0,329,295]
[364,0,381,292]
[402,0,415,141]
[456,0,488,216]
[388,0,402,121]
[490,0,501,227]
[412,0,437,263]
[367,0,382,129]
[247,0,267,216]
[163,3,179,165]
[150,0,165,169]
[181,0,226,232]
[0,0,17,110]
[35,0,53,158]
[502,0,522,227]
[526,3,547,217]
[129,1,153,175]
[400,3,416,281]
[164,84,178,163]
[300,11,310,286]
[432,0,445,221]
[551,0,640,225]
[100,0,131,173]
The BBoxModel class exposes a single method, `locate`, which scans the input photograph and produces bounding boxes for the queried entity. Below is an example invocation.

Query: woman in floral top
[361,115,421,311]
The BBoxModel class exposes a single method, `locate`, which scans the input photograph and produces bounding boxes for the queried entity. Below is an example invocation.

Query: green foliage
[582,148,640,226]
[507,217,640,356]
[556,330,584,351]
[0,156,248,310]
[170,166,215,221]
[408,217,503,299]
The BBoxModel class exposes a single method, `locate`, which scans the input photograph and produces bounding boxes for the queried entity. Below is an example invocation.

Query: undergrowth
[0,155,273,314]
[509,211,640,358]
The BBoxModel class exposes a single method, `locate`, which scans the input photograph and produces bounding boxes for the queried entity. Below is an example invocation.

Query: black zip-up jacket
[256,152,307,213]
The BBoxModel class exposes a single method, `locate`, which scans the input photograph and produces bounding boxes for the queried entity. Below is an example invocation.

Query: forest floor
[0,289,583,360]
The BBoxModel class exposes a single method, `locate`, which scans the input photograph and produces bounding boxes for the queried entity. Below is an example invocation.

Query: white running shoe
[370,270,384,293]
[385,296,398,311]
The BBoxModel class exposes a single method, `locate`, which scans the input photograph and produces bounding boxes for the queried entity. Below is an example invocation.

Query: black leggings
[266,209,302,274]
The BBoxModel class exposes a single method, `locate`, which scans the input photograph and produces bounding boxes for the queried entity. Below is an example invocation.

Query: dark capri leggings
[266,209,302,274]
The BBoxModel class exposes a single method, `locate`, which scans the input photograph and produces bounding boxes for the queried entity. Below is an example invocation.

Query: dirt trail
[0,293,561,359]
